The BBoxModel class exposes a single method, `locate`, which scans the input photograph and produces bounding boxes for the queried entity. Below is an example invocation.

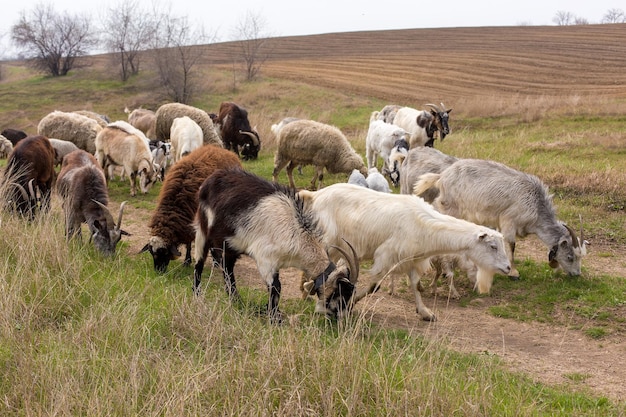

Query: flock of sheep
[0,100,587,323]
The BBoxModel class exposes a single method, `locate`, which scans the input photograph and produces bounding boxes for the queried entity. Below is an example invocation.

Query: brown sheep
[141,144,241,272]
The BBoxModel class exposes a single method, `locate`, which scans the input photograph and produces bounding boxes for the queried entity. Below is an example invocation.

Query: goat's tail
[412,172,441,197]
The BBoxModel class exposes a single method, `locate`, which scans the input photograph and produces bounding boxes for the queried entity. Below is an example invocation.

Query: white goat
[365,111,409,174]
[299,184,511,321]
[170,116,203,163]
[392,107,436,148]
[95,121,158,196]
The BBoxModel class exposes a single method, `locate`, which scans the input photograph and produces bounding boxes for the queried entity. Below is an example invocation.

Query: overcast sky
[1,0,624,57]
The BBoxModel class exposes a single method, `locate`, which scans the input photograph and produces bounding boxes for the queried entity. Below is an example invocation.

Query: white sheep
[272,119,367,190]
[37,111,103,154]
[48,138,80,166]
[0,135,13,159]
[366,167,391,193]
[348,168,368,188]
[170,116,203,163]
[94,121,158,196]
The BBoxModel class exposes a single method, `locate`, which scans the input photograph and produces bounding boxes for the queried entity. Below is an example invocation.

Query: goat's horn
[331,239,360,283]
[563,223,580,248]
[239,130,260,146]
[440,102,447,111]
[92,199,115,228]
[116,201,127,231]
[10,182,29,202]
[425,103,439,111]
[27,179,37,201]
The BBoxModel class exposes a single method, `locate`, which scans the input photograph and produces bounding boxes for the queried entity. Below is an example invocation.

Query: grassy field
[1,24,625,414]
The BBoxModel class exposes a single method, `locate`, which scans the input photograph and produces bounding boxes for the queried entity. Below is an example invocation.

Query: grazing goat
[1,128,28,145]
[385,138,410,187]
[141,145,242,273]
[154,102,222,146]
[400,147,459,201]
[0,135,13,158]
[170,116,203,163]
[392,104,452,148]
[413,158,587,280]
[299,183,511,321]
[214,102,260,160]
[37,111,102,154]
[3,135,56,219]
[272,119,367,190]
[125,107,156,139]
[193,168,360,323]
[365,111,410,173]
[56,150,128,256]
[94,121,158,197]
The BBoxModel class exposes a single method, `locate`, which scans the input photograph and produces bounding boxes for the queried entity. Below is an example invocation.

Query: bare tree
[231,11,273,81]
[11,4,97,76]
[150,12,211,104]
[552,11,576,26]
[574,17,590,25]
[602,8,626,23]
[101,0,156,81]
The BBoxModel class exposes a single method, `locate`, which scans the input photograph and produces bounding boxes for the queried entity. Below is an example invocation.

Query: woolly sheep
[0,135,13,158]
[48,138,80,166]
[272,119,367,190]
[154,103,222,147]
[37,111,103,154]
[73,110,110,128]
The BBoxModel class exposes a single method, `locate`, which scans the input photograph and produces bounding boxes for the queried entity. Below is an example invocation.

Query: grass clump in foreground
[0,208,622,416]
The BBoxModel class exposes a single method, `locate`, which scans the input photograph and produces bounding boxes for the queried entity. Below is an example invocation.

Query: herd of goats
[0,101,587,323]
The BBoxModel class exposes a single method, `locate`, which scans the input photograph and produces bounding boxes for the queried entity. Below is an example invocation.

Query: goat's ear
[120,230,131,236]
[548,246,559,268]
[446,108,452,114]
[298,189,314,202]
[477,232,488,241]
[169,246,181,258]
[140,243,151,253]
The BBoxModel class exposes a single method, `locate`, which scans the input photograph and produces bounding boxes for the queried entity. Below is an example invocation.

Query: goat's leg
[267,272,283,324]
[408,269,436,321]
[183,243,192,266]
[129,172,137,197]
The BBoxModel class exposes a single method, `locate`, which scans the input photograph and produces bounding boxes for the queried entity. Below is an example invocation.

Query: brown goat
[215,102,260,160]
[57,150,128,256]
[141,144,242,272]
[3,135,55,219]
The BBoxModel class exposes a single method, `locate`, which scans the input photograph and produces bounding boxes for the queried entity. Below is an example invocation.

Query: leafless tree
[231,11,273,81]
[574,17,590,25]
[602,8,626,23]
[11,3,97,76]
[552,11,576,26]
[150,9,212,104]
[100,0,156,81]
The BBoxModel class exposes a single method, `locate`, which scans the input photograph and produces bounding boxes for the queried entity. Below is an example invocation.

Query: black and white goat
[56,149,128,256]
[193,168,359,323]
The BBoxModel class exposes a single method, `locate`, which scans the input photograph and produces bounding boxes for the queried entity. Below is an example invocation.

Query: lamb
[141,145,242,273]
[193,168,360,323]
[170,116,203,163]
[2,135,56,219]
[56,149,128,256]
[272,119,367,190]
[366,167,391,193]
[154,102,222,147]
[413,158,587,282]
[365,111,410,173]
[48,138,80,167]
[299,183,511,320]
[125,107,156,139]
[0,135,13,158]
[37,111,103,154]
[94,121,158,197]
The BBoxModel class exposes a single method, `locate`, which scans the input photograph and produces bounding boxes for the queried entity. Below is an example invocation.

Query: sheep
[1,128,28,146]
[37,111,103,154]
[400,146,459,201]
[366,167,391,193]
[413,158,587,282]
[214,102,261,160]
[73,110,110,128]
[56,149,128,256]
[298,183,511,321]
[125,107,156,139]
[392,103,452,148]
[193,168,360,323]
[0,135,13,158]
[141,145,242,273]
[348,168,368,188]
[170,116,203,163]
[48,138,80,167]
[2,135,56,219]
[154,102,222,147]
[94,121,158,197]
[272,119,367,190]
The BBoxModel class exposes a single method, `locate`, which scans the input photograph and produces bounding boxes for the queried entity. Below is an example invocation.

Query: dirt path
[123,203,625,403]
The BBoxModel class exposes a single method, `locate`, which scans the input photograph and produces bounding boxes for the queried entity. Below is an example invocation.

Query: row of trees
[553,8,626,25]
[10,2,271,103]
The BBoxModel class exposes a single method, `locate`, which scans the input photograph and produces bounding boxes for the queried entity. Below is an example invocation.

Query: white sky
[1,0,624,57]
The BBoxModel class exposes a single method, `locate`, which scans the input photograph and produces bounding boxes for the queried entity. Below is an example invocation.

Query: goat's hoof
[422,314,437,322]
